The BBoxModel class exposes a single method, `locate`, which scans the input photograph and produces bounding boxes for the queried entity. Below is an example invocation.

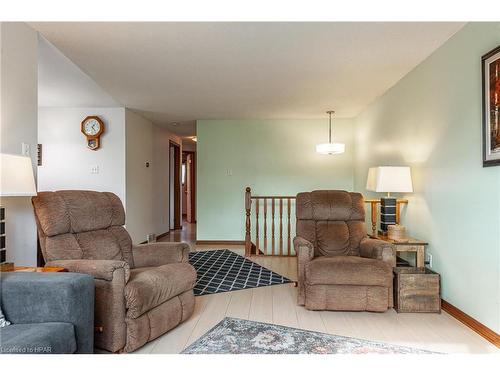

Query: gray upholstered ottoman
[0,272,94,354]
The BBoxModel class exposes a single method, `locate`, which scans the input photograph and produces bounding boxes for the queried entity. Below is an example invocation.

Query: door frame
[169,140,182,230]
[183,150,196,223]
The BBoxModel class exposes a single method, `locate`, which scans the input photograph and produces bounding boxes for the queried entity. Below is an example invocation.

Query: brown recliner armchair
[32,190,197,353]
[294,190,396,312]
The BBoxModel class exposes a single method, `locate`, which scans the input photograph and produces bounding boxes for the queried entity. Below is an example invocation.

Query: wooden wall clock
[81,116,105,150]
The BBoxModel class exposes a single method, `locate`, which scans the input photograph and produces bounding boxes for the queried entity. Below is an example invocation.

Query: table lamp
[0,153,37,270]
[366,166,413,234]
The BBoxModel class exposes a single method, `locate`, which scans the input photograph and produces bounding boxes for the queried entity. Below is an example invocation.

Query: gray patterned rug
[182,317,437,354]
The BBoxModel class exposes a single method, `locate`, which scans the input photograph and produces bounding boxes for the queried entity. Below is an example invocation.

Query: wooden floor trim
[196,240,245,245]
[442,299,500,348]
[156,231,170,240]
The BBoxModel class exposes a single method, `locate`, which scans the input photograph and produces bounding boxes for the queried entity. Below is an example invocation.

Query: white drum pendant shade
[316,110,345,155]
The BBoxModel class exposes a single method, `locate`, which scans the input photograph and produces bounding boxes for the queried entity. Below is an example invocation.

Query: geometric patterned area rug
[182,317,438,354]
[188,249,292,296]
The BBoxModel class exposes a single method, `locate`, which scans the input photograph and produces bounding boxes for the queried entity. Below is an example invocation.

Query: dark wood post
[245,187,252,256]
[255,199,260,256]
[287,198,291,256]
[371,200,378,235]
[279,198,283,256]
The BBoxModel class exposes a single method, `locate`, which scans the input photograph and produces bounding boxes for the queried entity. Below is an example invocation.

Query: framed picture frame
[482,45,500,167]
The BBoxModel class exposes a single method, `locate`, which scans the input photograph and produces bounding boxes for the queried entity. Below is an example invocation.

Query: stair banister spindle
[255,198,260,256]
[245,187,252,256]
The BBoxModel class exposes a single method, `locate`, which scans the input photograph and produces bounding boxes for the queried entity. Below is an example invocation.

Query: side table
[369,233,427,267]
[9,266,67,273]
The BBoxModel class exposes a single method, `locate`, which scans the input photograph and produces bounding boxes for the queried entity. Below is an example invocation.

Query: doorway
[169,140,182,230]
[182,151,196,223]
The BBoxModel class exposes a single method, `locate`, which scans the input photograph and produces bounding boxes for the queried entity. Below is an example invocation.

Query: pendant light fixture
[316,110,345,155]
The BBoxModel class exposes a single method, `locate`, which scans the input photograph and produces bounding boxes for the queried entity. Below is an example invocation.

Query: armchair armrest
[293,236,314,261]
[132,242,190,268]
[45,259,130,283]
[0,272,95,353]
[359,238,396,267]
[293,236,314,305]
[45,259,129,352]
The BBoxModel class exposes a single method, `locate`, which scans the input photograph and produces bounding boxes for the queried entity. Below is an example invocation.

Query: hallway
[160,218,196,247]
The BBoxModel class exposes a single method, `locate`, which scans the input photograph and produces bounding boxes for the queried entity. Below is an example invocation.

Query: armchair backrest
[296,190,366,257]
[32,190,134,267]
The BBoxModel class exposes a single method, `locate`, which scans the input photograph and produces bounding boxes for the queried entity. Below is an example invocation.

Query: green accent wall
[354,23,500,333]
[197,23,500,334]
[197,119,354,241]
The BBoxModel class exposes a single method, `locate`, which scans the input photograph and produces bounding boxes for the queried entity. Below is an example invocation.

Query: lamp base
[380,197,397,234]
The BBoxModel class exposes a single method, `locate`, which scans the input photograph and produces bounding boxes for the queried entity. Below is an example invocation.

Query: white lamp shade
[0,153,37,197]
[316,142,345,155]
[366,166,413,193]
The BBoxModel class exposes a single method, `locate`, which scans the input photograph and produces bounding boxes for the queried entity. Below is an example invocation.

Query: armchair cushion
[305,256,392,287]
[32,191,134,267]
[125,262,197,319]
[33,191,125,235]
[45,259,130,283]
[132,242,190,268]
[315,221,366,257]
[296,191,365,221]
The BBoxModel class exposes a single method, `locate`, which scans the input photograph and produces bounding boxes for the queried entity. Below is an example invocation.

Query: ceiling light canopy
[316,110,345,155]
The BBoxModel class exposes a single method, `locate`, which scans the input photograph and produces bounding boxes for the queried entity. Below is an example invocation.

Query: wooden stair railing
[244,187,408,257]
[245,187,296,257]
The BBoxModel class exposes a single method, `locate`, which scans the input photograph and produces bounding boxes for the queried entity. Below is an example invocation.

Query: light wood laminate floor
[138,223,499,354]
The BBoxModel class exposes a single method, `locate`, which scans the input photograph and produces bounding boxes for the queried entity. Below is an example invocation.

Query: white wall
[38,107,126,203]
[38,107,178,245]
[0,23,38,266]
[125,109,182,243]
[125,109,154,243]
[38,36,119,108]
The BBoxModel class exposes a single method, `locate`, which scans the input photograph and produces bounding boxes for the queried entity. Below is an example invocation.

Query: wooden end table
[10,266,67,273]
[369,234,427,267]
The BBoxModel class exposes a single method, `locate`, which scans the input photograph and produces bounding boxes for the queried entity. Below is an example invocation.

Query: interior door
[186,152,196,223]
[169,141,182,230]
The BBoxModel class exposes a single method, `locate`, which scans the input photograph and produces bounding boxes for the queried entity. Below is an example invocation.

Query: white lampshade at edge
[0,153,37,197]
[366,166,413,193]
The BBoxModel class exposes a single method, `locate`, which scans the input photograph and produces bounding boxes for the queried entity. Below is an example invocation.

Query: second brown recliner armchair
[32,190,197,353]
[294,190,396,312]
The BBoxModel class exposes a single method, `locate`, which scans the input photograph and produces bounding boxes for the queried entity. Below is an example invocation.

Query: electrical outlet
[226,169,233,176]
[90,165,100,174]
[21,143,30,157]
[426,253,433,268]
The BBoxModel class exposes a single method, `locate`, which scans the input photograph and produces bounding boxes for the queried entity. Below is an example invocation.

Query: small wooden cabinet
[393,267,441,313]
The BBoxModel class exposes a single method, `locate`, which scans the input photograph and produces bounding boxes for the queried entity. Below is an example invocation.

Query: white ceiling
[32,22,464,135]
[38,36,119,108]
